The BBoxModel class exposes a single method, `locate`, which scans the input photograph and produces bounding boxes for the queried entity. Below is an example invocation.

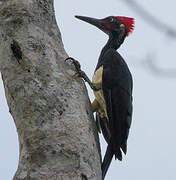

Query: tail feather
[95,113,101,133]
[101,145,113,180]
[115,149,122,161]
[100,116,111,144]
[121,142,127,155]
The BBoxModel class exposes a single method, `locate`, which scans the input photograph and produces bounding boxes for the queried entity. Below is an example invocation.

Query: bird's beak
[75,15,103,30]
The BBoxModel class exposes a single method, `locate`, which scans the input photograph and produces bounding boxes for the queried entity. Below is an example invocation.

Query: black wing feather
[96,113,111,143]
[101,48,133,177]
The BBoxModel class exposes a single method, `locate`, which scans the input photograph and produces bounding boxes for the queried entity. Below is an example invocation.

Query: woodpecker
[66,15,134,179]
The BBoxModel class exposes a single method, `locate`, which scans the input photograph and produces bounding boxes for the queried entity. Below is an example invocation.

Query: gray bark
[0,0,101,179]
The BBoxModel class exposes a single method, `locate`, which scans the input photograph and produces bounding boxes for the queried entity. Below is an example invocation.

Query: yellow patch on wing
[92,66,108,119]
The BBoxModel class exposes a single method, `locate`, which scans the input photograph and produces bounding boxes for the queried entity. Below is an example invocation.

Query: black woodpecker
[67,15,134,179]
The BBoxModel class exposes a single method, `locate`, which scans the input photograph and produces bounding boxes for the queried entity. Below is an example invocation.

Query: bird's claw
[92,86,100,91]
[65,57,81,72]
[65,57,100,91]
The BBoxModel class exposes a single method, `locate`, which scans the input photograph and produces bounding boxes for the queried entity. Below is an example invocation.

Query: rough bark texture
[0,0,102,179]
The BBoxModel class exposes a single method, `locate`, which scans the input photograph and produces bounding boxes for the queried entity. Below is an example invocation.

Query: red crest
[116,16,135,36]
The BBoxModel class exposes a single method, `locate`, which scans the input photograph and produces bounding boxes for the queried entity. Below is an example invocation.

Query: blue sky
[1,0,176,179]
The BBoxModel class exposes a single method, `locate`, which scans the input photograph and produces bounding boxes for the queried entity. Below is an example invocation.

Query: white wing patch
[92,66,108,119]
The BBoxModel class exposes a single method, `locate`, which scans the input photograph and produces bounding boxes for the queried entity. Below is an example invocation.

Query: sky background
[1,0,176,179]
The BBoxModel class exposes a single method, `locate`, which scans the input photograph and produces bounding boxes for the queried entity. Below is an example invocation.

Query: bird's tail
[101,145,113,180]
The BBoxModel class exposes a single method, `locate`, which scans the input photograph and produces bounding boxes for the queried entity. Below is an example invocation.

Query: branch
[130,53,176,78]
[122,0,176,38]
[120,0,176,77]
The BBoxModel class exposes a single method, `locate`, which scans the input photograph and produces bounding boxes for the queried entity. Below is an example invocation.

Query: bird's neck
[95,33,125,71]
[101,33,123,56]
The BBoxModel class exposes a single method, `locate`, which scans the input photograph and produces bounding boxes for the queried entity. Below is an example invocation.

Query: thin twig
[122,0,176,38]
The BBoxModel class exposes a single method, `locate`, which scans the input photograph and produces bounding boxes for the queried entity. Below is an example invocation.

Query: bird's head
[75,15,134,43]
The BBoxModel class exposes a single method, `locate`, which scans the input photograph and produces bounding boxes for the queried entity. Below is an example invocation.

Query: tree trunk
[0,1,102,179]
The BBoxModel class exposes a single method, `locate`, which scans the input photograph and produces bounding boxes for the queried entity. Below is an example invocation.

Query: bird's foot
[65,57,100,91]
[65,57,82,75]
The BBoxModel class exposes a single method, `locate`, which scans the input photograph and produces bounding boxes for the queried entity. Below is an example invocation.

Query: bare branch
[122,0,176,38]
[130,53,176,78]
[119,0,176,77]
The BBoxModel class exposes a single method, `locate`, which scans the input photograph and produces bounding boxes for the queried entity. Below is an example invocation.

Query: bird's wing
[96,113,111,143]
[102,48,133,157]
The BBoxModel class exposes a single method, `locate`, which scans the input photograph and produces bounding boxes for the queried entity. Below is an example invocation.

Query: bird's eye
[110,17,114,22]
